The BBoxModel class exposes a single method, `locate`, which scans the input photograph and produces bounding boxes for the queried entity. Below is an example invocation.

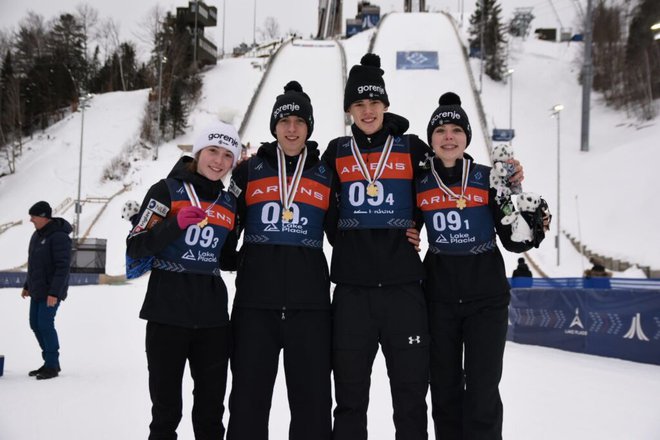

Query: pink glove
[176,206,206,229]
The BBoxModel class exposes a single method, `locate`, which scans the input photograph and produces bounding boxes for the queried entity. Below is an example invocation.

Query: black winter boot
[36,367,60,380]
[28,365,46,377]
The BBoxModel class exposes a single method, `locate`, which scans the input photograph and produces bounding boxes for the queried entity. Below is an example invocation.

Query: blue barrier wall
[0,272,100,288]
[508,288,660,365]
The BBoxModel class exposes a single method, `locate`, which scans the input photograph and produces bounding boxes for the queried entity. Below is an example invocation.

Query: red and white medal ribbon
[183,182,209,227]
[350,135,394,197]
[429,158,472,210]
[276,144,307,222]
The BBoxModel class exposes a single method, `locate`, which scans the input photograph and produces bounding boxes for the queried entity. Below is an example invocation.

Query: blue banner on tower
[508,288,660,365]
[396,51,439,70]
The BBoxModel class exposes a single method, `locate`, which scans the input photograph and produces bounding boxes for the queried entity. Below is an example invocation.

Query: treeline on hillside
[468,0,658,119]
[589,0,659,119]
[0,4,201,175]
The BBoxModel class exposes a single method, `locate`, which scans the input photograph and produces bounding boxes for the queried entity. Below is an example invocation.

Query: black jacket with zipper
[321,112,430,287]
[126,156,238,328]
[421,155,536,304]
[230,140,339,310]
[24,217,72,301]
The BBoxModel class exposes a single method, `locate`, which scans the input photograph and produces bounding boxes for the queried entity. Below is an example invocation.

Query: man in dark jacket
[21,201,72,380]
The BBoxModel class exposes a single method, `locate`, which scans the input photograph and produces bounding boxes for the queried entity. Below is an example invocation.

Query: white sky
[1,2,659,439]
[0,0,582,59]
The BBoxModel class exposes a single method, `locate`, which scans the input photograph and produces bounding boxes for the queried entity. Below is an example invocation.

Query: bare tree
[134,4,165,49]
[258,17,281,43]
[97,18,126,91]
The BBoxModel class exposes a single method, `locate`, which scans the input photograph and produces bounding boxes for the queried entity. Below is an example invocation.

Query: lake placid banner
[508,288,660,365]
[396,51,439,70]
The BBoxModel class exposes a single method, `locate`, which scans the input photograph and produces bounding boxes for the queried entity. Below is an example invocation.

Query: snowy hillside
[1,4,659,440]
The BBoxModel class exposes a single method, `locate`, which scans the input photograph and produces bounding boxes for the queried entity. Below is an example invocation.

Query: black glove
[520,198,550,248]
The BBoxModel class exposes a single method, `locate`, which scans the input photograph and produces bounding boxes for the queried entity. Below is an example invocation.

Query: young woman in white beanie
[126,121,242,440]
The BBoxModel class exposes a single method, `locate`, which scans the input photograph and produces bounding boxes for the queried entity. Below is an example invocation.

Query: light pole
[75,94,86,242]
[222,0,226,58]
[551,104,564,266]
[580,0,593,152]
[253,0,257,46]
[505,69,514,130]
[61,64,87,242]
[193,0,199,68]
[479,0,485,93]
[155,54,167,160]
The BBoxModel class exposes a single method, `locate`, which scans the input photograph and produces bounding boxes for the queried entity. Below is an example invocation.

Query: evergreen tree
[47,13,87,89]
[168,77,187,137]
[624,0,659,119]
[468,0,508,81]
[590,2,625,105]
[13,12,48,75]
[0,51,22,172]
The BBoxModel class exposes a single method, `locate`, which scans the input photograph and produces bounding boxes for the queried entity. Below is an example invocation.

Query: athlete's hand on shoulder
[406,227,421,253]
[508,159,524,185]
[177,206,206,229]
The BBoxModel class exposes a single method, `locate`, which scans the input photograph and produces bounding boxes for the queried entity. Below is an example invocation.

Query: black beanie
[29,201,52,218]
[270,80,314,139]
[343,53,390,111]
[427,92,472,147]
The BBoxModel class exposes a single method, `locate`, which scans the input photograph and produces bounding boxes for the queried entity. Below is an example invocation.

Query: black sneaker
[36,367,59,380]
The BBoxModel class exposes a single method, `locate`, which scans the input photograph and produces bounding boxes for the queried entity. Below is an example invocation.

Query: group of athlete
[126,52,549,440]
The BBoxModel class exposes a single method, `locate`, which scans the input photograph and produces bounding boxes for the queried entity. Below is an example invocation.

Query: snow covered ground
[1,3,659,439]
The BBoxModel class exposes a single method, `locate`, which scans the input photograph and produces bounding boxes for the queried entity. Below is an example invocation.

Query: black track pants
[428,297,509,440]
[227,308,332,440]
[146,322,230,440]
[331,283,430,440]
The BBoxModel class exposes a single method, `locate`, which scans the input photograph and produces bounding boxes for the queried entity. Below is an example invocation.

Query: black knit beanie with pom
[426,92,472,147]
[343,53,390,111]
[270,80,314,139]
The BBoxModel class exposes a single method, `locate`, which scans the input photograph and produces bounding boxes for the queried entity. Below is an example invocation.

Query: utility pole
[193,0,199,68]
[580,0,593,152]
[222,0,226,58]
[479,0,485,93]
[253,0,257,46]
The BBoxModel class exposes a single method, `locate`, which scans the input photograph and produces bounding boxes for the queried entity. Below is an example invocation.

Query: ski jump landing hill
[369,12,491,164]
[239,39,346,150]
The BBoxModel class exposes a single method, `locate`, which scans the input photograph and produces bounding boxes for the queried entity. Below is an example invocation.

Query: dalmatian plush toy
[121,200,141,224]
[501,192,544,243]
[491,144,522,197]
[489,171,512,206]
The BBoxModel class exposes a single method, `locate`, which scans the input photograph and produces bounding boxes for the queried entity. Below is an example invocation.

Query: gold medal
[282,209,294,222]
[366,183,379,197]
[456,197,467,210]
[197,217,209,228]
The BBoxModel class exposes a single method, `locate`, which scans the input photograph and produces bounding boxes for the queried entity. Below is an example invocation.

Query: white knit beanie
[192,121,241,168]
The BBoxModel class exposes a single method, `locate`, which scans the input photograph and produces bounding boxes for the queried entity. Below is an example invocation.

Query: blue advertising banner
[508,288,660,365]
[396,51,439,70]
[0,272,100,288]
[361,13,380,29]
[347,23,362,37]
